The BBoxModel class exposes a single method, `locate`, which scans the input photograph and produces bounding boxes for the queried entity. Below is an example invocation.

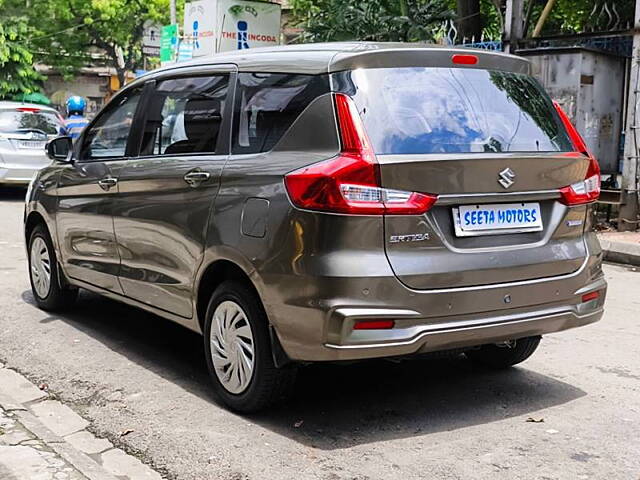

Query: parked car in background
[0,101,65,186]
[25,43,606,413]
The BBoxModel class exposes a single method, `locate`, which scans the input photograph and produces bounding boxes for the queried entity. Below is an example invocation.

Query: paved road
[1,186,639,480]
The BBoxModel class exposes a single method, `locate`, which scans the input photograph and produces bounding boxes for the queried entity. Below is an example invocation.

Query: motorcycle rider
[64,96,89,140]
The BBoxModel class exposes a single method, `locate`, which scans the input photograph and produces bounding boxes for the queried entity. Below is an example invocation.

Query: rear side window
[139,74,229,156]
[334,67,573,155]
[232,73,329,154]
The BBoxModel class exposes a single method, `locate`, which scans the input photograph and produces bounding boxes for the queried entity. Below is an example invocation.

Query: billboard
[217,0,281,52]
[183,0,281,57]
[184,0,216,57]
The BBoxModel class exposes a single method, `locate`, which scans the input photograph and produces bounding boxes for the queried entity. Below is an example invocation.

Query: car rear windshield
[334,67,573,155]
[0,109,63,135]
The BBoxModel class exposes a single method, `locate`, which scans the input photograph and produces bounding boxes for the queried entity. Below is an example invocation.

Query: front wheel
[203,281,296,412]
[28,224,78,311]
[465,336,541,369]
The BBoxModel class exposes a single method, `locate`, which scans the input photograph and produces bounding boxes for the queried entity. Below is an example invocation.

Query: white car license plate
[453,202,543,237]
[18,140,46,149]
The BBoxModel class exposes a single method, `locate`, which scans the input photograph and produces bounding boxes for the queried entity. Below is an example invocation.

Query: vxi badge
[498,167,516,189]
[389,233,431,244]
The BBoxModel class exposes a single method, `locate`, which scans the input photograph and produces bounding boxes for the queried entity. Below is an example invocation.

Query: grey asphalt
[1,186,639,480]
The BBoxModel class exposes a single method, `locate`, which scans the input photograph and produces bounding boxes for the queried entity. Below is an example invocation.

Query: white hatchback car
[0,101,66,185]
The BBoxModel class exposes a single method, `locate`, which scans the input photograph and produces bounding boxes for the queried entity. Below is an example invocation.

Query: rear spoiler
[329,47,530,75]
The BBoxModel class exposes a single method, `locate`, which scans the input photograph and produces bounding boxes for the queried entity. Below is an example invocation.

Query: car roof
[134,42,530,84]
[0,101,59,113]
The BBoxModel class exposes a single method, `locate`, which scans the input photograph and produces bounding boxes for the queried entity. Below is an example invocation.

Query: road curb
[0,365,162,480]
[599,238,640,266]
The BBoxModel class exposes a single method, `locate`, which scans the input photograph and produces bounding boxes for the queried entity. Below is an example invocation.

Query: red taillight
[581,291,600,303]
[353,320,395,330]
[553,101,601,206]
[16,107,41,113]
[284,94,437,215]
[451,54,478,65]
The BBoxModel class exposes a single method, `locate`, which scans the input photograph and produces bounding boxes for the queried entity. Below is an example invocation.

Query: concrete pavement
[0,364,162,480]
[1,186,639,480]
[598,230,640,266]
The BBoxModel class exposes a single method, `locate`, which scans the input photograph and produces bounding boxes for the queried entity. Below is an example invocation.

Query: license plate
[453,202,543,237]
[17,140,46,149]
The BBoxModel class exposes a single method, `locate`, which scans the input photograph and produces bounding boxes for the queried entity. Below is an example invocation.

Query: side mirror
[46,136,73,163]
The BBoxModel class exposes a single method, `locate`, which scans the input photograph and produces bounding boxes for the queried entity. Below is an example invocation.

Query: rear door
[336,66,591,289]
[112,67,234,318]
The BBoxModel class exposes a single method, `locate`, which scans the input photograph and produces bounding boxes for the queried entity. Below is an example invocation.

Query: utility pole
[619,0,640,231]
[503,0,524,54]
[170,0,177,25]
[532,0,557,37]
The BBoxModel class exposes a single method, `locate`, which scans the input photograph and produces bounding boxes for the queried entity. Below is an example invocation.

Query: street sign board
[177,40,194,62]
[143,21,162,48]
[160,24,179,64]
[143,46,161,56]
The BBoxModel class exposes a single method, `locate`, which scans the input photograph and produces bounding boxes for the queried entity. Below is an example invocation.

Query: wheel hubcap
[30,237,51,299]
[209,301,255,394]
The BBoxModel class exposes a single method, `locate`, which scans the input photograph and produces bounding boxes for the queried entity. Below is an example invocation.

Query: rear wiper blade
[16,128,48,135]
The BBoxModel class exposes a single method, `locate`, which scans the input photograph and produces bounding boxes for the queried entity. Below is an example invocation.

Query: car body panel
[23,43,606,366]
[55,161,124,293]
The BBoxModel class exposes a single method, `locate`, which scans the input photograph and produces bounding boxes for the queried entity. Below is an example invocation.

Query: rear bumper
[265,235,606,362]
[323,303,604,361]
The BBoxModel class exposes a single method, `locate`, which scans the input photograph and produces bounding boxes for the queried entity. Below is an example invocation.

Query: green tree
[21,0,175,85]
[290,0,453,43]
[0,10,43,99]
[531,0,634,36]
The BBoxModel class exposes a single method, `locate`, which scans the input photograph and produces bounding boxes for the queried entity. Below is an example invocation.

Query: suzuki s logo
[498,168,516,189]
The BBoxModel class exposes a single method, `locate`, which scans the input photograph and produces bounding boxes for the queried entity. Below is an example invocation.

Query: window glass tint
[79,88,141,160]
[340,67,573,155]
[0,109,63,135]
[232,73,329,154]
[139,75,229,156]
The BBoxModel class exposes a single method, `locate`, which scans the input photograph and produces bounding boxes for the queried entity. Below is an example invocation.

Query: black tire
[465,336,541,369]
[203,280,296,413]
[28,224,78,311]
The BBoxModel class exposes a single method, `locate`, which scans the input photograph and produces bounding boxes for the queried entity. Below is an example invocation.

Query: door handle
[98,177,117,191]
[183,170,210,187]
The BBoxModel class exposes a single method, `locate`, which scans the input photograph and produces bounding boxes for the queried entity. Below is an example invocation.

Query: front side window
[335,67,573,155]
[139,74,229,156]
[232,73,330,154]
[79,88,142,160]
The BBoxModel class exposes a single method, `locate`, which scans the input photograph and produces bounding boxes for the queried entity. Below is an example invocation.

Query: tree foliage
[29,0,174,84]
[290,0,454,43]
[1,0,180,86]
[532,0,635,36]
[0,6,43,99]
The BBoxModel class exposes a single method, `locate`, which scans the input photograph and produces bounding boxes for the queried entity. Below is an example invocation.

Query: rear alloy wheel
[28,224,78,311]
[465,336,541,369]
[209,300,256,394]
[204,281,296,412]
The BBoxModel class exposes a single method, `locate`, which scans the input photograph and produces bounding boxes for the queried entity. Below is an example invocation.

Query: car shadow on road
[22,289,586,451]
